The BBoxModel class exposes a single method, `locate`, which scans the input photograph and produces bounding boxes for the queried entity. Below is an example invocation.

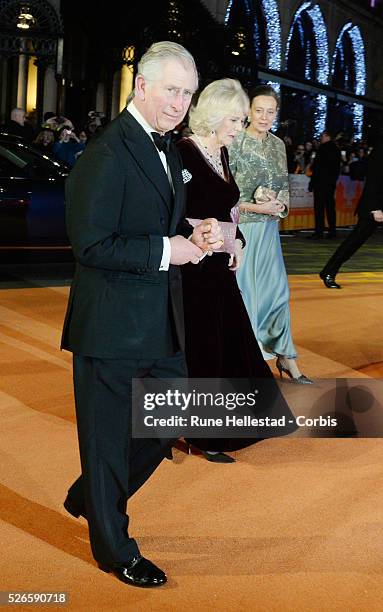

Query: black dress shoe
[99,555,167,588]
[164,448,173,460]
[319,272,341,289]
[63,496,87,519]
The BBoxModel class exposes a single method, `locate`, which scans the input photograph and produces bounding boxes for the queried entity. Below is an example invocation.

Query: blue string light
[332,23,351,76]
[349,26,366,139]
[332,23,366,139]
[224,0,234,25]
[285,2,329,137]
[305,40,312,80]
[261,0,281,71]
[306,4,329,136]
[285,1,313,67]
[306,4,329,85]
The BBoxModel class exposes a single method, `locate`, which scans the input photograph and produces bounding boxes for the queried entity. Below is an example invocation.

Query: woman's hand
[191,218,224,253]
[228,239,244,271]
[239,196,285,216]
[255,197,285,216]
[372,210,383,223]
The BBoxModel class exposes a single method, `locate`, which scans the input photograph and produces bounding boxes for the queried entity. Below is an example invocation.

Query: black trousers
[321,216,379,276]
[313,183,337,235]
[67,351,187,565]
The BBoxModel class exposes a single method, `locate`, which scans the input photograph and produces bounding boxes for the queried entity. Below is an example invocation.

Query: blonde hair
[189,79,249,136]
[137,41,198,85]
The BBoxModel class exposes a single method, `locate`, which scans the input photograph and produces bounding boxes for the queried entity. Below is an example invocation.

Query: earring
[210,130,215,136]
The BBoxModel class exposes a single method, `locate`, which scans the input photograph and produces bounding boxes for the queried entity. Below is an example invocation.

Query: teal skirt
[237,221,297,360]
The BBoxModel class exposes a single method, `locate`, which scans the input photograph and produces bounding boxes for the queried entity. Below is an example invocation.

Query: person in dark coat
[308,130,341,239]
[61,41,223,588]
[319,139,383,288]
[2,107,35,141]
[349,147,368,182]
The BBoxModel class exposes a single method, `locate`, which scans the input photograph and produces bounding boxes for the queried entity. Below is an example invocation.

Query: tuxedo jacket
[355,141,383,218]
[61,110,190,359]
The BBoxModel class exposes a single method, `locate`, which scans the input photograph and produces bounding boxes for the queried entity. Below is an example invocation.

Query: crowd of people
[1,107,108,167]
[1,102,372,179]
[284,133,370,181]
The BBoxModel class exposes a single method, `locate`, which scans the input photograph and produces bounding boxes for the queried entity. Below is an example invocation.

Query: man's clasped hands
[169,218,224,265]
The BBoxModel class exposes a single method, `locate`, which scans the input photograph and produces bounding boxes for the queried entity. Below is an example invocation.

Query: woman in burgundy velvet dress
[177,79,297,462]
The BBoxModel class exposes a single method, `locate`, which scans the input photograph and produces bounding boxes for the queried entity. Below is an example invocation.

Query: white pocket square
[182,169,192,184]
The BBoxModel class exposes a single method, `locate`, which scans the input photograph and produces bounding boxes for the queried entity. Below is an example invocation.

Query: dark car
[0,133,70,247]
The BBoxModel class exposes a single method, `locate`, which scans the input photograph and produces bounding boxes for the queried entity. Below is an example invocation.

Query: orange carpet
[1,273,383,611]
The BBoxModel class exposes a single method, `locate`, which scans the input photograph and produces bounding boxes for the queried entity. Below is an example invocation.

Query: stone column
[17,43,28,109]
[95,82,106,113]
[43,65,57,117]
[110,69,121,120]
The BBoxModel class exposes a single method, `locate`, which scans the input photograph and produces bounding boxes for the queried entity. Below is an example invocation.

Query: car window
[0,142,68,179]
[31,146,71,172]
[0,147,27,177]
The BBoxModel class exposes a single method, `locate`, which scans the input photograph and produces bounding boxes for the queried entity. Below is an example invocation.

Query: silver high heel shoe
[276,357,314,385]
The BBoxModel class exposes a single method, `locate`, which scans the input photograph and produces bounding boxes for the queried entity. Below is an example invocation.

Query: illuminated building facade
[1,0,382,141]
[205,0,383,140]
[0,0,62,124]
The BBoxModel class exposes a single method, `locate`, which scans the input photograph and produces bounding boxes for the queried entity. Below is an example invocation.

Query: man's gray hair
[137,40,198,84]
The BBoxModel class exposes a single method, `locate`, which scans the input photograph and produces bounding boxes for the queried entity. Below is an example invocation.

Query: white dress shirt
[126,102,171,271]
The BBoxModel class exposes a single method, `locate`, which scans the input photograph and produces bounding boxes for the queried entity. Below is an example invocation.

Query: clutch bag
[239,186,287,223]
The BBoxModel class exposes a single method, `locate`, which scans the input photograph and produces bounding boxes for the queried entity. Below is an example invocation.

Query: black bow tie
[151,132,171,153]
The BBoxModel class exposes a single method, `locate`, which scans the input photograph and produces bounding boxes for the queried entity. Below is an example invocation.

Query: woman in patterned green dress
[229,85,312,383]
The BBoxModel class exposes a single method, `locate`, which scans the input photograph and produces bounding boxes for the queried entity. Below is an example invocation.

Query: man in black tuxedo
[61,41,223,587]
[320,139,383,288]
[308,130,341,239]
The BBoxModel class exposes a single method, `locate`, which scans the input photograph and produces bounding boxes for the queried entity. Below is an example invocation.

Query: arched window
[225,0,281,72]
[225,0,252,26]
[0,0,62,62]
[225,0,260,64]
[285,2,329,136]
[332,23,366,139]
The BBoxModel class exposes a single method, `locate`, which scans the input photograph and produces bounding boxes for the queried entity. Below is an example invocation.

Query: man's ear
[135,75,146,101]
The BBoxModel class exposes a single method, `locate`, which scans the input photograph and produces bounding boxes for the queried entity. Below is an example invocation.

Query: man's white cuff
[159,237,171,271]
